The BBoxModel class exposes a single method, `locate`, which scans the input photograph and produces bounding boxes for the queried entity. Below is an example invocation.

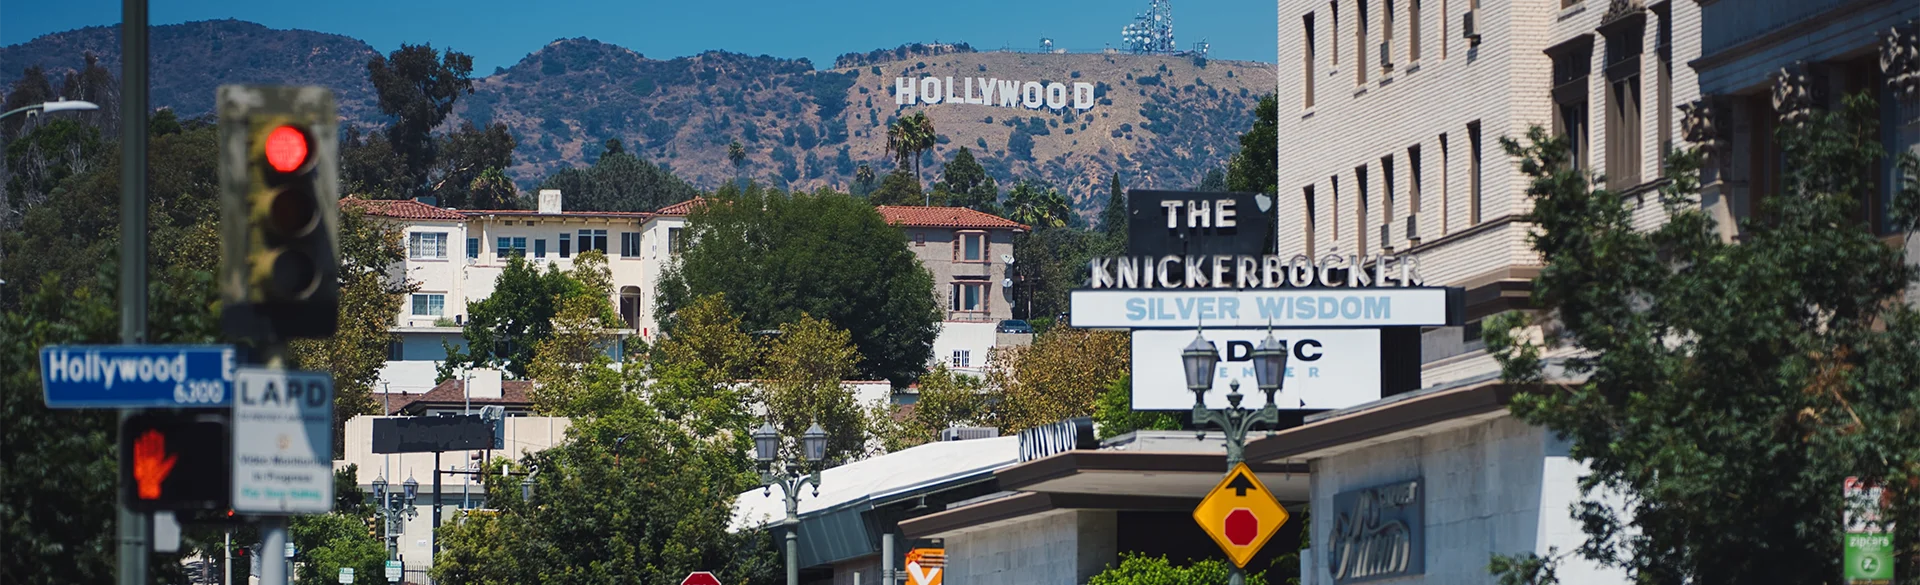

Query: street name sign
[231,368,334,514]
[680,571,722,585]
[338,567,354,584]
[40,345,236,408]
[1193,463,1289,567]
[385,560,402,582]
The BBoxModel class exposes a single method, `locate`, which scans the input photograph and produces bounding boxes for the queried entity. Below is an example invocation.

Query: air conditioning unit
[1001,278,1014,288]
[1463,10,1482,43]
[1379,223,1393,252]
[1380,42,1393,70]
[939,427,1001,441]
[1406,213,1421,245]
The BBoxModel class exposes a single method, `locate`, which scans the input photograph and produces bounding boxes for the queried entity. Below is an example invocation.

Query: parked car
[996,319,1035,334]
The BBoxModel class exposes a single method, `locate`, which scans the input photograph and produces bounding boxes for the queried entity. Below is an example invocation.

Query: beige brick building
[1276,0,1701,379]
[876,205,1030,373]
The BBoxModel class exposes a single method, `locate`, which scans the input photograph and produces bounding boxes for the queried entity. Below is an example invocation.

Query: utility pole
[117,0,150,582]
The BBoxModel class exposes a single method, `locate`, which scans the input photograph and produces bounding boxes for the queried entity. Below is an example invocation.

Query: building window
[1380,154,1395,250]
[1549,37,1593,172]
[577,229,608,254]
[1382,0,1394,72]
[954,232,988,262]
[1468,121,1483,225]
[1304,13,1317,109]
[412,294,445,316]
[1654,3,1673,171]
[1438,133,1450,235]
[914,231,927,246]
[668,227,685,255]
[1408,144,1422,242]
[952,349,972,369]
[1408,0,1421,62]
[620,232,641,257]
[1355,164,1370,254]
[387,337,403,360]
[408,232,447,259]
[1356,0,1369,86]
[534,239,547,258]
[1330,175,1342,242]
[559,233,571,258]
[950,282,987,312]
[1603,15,1645,188]
[1561,0,1579,9]
[467,238,479,261]
[1304,185,1318,257]
[496,237,527,258]
[1331,1,1340,66]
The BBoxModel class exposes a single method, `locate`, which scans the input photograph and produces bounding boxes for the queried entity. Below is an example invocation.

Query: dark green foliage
[934,147,1000,214]
[1134,74,1161,86]
[441,256,589,379]
[366,43,476,199]
[1007,129,1035,161]
[1226,94,1278,196]
[432,121,518,208]
[1101,173,1127,240]
[1087,553,1267,585]
[866,166,924,207]
[535,150,697,212]
[1010,225,1097,320]
[657,184,940,385]
[1092,376,1179,439]
[1486,94,1920,585]
[1197,167,1227,192]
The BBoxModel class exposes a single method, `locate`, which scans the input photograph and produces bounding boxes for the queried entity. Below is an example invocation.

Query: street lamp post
[1185,329,1289,585]
[370,475,420,564]
[0,99,101,122]
[754,422,829,585]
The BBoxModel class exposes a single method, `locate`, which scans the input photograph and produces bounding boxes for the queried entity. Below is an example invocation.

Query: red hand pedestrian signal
[133,428,178,499]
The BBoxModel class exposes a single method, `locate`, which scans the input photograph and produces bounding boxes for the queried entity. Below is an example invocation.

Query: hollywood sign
[895,76,1097,110]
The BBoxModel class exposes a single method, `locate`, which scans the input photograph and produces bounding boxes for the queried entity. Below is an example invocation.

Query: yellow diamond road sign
[1193,462,1290,567]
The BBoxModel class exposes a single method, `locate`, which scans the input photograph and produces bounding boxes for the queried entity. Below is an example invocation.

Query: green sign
[1845,532,1893,584]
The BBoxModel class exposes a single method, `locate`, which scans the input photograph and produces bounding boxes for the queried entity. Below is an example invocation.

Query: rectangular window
[559,234,571,258]
[668,227,685,255]
[1408,0,1421,62]
[958,232,987,262]
[914,231,927,246]
[577,229,608,254]
[387,337,403,361]
[1331,1,1340,66]
[1381,155,1396,247]
[952,349,971,369]
[1331,175,1342,242]
[620,232,642,257]
[1468,121,1483,225]
[1654,3,1673,171]
[1562,0,1580,9]
[1304,185,1319,257]
[1382,0,1394,72]
[1439,133,1450,235]
[496,237,527,258]
[411,294,445,316]
[408,232,448,259]
[1603,19,1645,188]
[1304,13,1317,109]
[1356,0,1369,86]
[1408,144,1423,242]
[950,282,987,312]
[1355,164,1370,254]
[1549,38,1593,172]
[534,239,547,258]
[466,238,479,260]
[1440,0,1448,59]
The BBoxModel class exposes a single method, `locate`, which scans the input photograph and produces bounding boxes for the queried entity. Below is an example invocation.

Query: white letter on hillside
[1045,83,1069,109]
[920,77,944,104]
[895,77,917,105]
[1074,82,1095,110]
[997,79,1020,107]
[1021,82,1044,109]
[945,77,960,103]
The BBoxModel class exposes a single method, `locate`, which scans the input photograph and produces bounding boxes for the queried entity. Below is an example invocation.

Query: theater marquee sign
[1329,479,1424,583]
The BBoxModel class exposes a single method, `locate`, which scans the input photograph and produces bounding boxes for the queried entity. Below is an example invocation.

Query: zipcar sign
[41,345,236,408]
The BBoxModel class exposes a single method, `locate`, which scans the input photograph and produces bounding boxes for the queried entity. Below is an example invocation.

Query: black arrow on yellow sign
[1225,472,1258,496]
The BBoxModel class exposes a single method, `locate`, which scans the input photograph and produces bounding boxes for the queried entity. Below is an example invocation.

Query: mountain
[1,20,1276,216]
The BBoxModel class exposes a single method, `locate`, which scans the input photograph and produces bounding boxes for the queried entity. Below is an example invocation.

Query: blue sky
[3,0,1277,71]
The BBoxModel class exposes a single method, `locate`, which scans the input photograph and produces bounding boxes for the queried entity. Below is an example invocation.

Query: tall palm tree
[907,112,937,204]
[1004,180,1069,228]
[727,139,747,189]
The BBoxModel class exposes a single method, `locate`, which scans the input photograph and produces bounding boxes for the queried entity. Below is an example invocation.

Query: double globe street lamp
[370,475,419,561]
[754,422,829,585]
[1183,328,1290,585]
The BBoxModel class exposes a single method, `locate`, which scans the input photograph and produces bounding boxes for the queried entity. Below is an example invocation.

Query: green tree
[290,466,387,585]
[536,150,698,213]
[853,164,877,197]
[525,252,625,416]
[366,44,476,199]
[1004,179,1070,228]
[442,255,589,379]
[430,121,516,208]
[1092,375,1179,439]
[1484,94,1920,585]
[292,209,412,455]
[1009,225,1098,321]
[1087,553,1268,585]
[757,315,867,461]
[867,166,925,207]
[885,112,937,201]
[1225,94,1278,196]
[934,147,1001,214]
[1197,167,1227,192]
[339,125,410,201]
[869,364,989,452]
[467,167,520,210]
[657,184,940,385]
[984,327,1129,432]
[1100,173,1127,240]
[728,139,747,187]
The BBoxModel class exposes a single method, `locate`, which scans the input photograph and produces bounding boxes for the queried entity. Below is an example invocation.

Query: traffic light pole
[259,517,287,585]
[117,0,150,583]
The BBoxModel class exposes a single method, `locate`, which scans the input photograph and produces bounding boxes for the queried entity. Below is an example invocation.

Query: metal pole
[224,530,232,585]
[881,532,895,585]
[431,451,441,558]
[116,0,150,582]
[259,518,287,585]
[785,487,800,585]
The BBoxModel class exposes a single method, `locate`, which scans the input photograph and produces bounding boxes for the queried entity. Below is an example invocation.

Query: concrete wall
[932,321,998,374]
[941,509,1118,585]
[1300,415,1625,585]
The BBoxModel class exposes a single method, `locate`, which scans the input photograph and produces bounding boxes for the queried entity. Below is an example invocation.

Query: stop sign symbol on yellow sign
[1193,463,1290,567]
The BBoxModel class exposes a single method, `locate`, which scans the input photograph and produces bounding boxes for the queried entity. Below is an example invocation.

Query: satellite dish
[1001,254,1016,265]
[1001,278,1014,288]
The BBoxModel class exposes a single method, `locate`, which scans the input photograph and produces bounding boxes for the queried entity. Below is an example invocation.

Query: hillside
[1,21,1276,216]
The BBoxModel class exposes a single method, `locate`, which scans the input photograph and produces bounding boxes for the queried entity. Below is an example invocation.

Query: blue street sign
[40,345,237,408]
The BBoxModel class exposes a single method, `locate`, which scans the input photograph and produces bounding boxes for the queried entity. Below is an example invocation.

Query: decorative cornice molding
[1679,96,1727,162]
[1881,20,1919,101]
[1772,61,1814,128]
[1601,0,1647,27]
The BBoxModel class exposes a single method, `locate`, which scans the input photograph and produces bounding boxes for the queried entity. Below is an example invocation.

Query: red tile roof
[460,209,654,219]
[341,197,467,221]
[654,197,707,216]
[877,206,1028,230]
[375,379,534,415]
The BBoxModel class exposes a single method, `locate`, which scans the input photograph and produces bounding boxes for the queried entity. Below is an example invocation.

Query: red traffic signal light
[263,126,310,173]
[120,411,231,512]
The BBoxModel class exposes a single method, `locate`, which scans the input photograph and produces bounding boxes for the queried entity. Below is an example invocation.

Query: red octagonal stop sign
[682,572,722,585]
[1225,508,1258,546]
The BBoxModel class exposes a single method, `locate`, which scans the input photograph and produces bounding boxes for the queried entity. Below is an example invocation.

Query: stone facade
[940,509,1119,585]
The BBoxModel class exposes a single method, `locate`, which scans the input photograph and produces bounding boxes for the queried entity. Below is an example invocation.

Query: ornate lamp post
[755,421,829,585]
[1186,329,1289,585]
[370,475,420,561]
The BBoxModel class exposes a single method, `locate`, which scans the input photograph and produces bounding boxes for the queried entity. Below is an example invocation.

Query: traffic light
[120,410,231,512]
[216,85,341,341]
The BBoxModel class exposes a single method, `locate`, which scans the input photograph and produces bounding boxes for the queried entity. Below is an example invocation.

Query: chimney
[467,368,503,400]
[538,189,563,214]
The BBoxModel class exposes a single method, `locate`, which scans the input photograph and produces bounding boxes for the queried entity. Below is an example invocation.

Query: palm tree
[907,112,937,204]
[727,139,747,188]
[1004,180,1069,228]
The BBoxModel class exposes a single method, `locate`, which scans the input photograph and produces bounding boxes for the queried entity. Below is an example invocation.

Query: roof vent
[939,426,1001,441]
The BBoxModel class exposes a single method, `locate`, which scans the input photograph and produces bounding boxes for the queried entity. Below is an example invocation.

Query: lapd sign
[231,368,334,514]
[1132,329,1380,410]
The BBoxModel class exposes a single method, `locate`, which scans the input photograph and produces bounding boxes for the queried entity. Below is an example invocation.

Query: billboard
[1131,329,1380,410]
